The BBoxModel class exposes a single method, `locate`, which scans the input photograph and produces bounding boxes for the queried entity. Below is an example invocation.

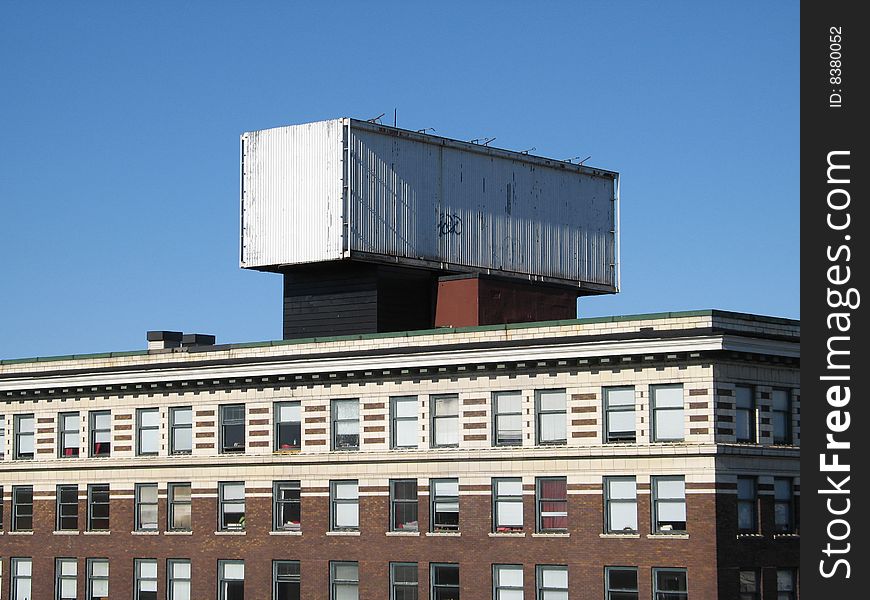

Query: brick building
[0,309,799,599]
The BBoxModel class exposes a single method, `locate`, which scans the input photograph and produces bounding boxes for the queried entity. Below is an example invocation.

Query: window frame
[329,479,359,532]
[535,389,567,446]
[776,568,797,600]
[331,398,360,451]
[492,477,524,533]
[738,569,760,600]
[0,484,3,530]
[218,560,245,600]
[168,558,192,600]
[604,476,638,534]
[605,566,639,600]
[13,413,35,460]
[89,410,111,457]
[650,384,685,442]
[12,485,34,531]
[535,565,568,600]
[430,563,460,600]
[274,400,301,452]
[536,476,568,533]
[56,484,79,531]
[390,562,418,600]
[219,404,246,454]
[493,390,523,447]
[87,483,110,531]
[219,481,246,531]
[273,560,301,600]
[134,558,158,600]
[430,478,460,532]
[430,394,460,448]
[58,411,80,458]
[774,477,795,533]
[86,558,110,600]
[737,476,758,533]
[390,478,419,532]
[772,389,793,444]
[168,482,192,531]
[493,564,524,600]
[652,568,688,600]
[55,557,77,600]
[135,483,159,531]
[604,386,636,443]
[651,475,687,534]
[11,558,33,600]
[273,480,301,532]
[390,395,418,449]
[0,413,5,459]
[136,407,160,456]
[169,406,193,455]
[329,561,359,600]
[734,386,756,443]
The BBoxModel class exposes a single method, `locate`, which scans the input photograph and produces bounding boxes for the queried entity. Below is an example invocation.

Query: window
[330,480,359,531]
[536,565,568,600]
[390,479,419,531]
[738,570,759,600]
[273,480,301,531]
[536,477,567,532]
[14,414,34,459]
[777,569,797,600]
[220,404,246,453]
[219,561,244,600]
[273,561,300,600]
[605,477,637,533]
[652,476,686,533]
[137,408,160,455]
[135,483,158,531]
[330,562,358,600]
[87,558,109,600]
[56,484,79,530]
[170,407,192,454]
[12,485,33,530]
[774,478,795,533]
[737,477,757,533]
[11,558,32,600]
[220,482,246,530]
[604,387,636,443]
[772,389,792,444]
[651,385,684,442]
[606,567,638,600]
[56,558,77,600]
[89,410,111,457]
[493,391,523,446]
[431,394,459,447]
[493,478,523,532]
[390,563,418,600]
[331,399,360,450]
[536,390,567,445]
[431,478,460,532]
[0,414,5,458]
[87,484,110,531]
[735,386,756,442]
[0,484,3,529]
[391,396,418,449]
[58,412,80,457]
[653,569,687,600]
[274,401,301,451]
[168,483,192,531]
[493,565,523,600]
[168,559,191,600]
[135,559,158,600]
[431,564,460,600]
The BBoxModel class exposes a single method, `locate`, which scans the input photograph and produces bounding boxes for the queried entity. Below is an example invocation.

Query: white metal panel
[240,119,344,268]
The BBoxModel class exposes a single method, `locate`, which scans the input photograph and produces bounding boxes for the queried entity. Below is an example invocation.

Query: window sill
[532,532,570,538]
[647,533,689,539]
[386,531,420,536]
[599,533,640,539]
[53,530,80,535]
[489,532,526,537]
[84,530,111,536]
[270,530,303,536]
[273,449,301,455]
[131,530,160,535]
[736,533,764,539]
[773,533,800,539]
[164,530,193,536]
[425,531,461,537]
[214,530,246,536]
[7,531,33,536]
[326,530,360,536]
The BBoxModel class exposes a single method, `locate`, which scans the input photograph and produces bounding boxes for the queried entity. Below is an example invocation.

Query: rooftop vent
[147,331,215,350]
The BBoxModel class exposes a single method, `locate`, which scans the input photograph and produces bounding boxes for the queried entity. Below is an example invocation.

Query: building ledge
[53,530,80,535]
[532,532,570,538]
[131,530,160,535]
[386,531,420,536]
[326,530,360,536]
[270,530,302,536]
[6,531,33,536]
[83,530,111,535]
[773,533,800,540]
[489,532,526,538]
[214,531,246,536]
[600,533,640,539]
[164,530,193,536]
[647,533,689,539]
[426,531,461,537]
[736,533,764,539]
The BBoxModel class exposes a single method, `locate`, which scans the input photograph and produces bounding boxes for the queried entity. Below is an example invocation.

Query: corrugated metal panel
[347,121,617,289]
[240,119,344,268]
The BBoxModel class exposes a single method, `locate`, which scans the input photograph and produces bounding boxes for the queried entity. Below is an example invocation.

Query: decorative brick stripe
[195,410,215,417]
[115,445,132,451]
[249,418,270,426]
[359,486,389,493]
[364,426,385,433]
[688,402,708,410]
[689,415,708,422]
[195,432,213,438]
[37,448,53,454]
[195,443,214,449]
[718,415,734,423]
[688,388,707,396]
[572,406,596,413]
[37,417,54,424]
[37,427,54,434]
[363,402,385,410]
[571,418,597,426]
[716,402,734,410]
[248,407,270,414]
[463,434,487,441]
[114,414,132,420]
[249,430,269,437]
[307,428,326,435]
[572,431,596,438]
[463,410,486,418]
[195,421,214,428]
[363,414,384,421]
[459,484,490,492]
[364,437,385,444]
[568,483,601,491]
[115,434,132,441]
[462,398,486,406]
[249,441,269,447]
[37,438,53,444]
[305,416,326,424]
[307,439,326,446]
[716,389,733,396]
[463,422,486,430]
[689,428,709,435]
[716,428,734,436]
[115,424,132,431]
[305,405,325,412]
[572,393,597,401]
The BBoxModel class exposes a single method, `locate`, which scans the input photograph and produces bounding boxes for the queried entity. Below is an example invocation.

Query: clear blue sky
[0,1,799,359]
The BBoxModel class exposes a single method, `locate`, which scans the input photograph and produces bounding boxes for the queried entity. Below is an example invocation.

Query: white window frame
[650,384,685,442]
[390,395,418,449]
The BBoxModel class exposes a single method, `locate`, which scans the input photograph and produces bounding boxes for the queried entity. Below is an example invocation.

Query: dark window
[331,399,360,450]
[14,414,35,459]
[220,404,246,453]
[273,480,301,531]
[390,479,419,531]
[772,389,792,444]
[431,564,460,600]
[604,387,636,443]
[536,390,567,445]
[87,558,110,600]
[774,478,795,533]
[493,478,523,532]
[89,410,111,457]
[135,483,158,531]
[56,557,78,600]
[58,412,80,457]
[330,562,358,600]
[430,478,459,532]
[219,561,245,600]
[274,401,301,451]
[737,477,757,533]
[606,567,638,600]
[220,482,246,530]
[536,477,568,532]
[493,564,523,600]
[0,485,3,529]
[431,394,459,448]
[653,568,688,600]
[735,386,756,442]
[168,559,191,600]
[651,385,684,441]
[738,569,759,600]
[137,408,160,455]
[273,561,300,600]
[12,485,33,530]
[134,559,158,600]
[536,565,568,599]
[605,477,637,533]
[168,483,192,531]
[330,480,359,531]
[391,396,418,449]
[493,391,523,446]
[170,407,192,454]
[87,484,110,531]
[652,476,686,533]
[390,562,418,600]
[776,569,797,600]
[56,484,79,531]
